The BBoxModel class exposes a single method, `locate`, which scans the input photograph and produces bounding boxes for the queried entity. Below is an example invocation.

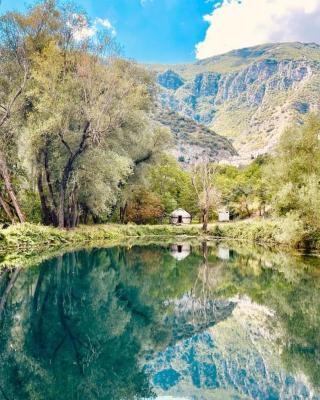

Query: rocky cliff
[150,42,320,160]
[155,109,237,166]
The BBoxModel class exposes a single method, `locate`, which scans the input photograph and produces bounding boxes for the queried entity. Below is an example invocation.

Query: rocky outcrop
[159,60,314,121]
[152,43,320,159]
[155,109,237,166]
[158,70,184,90]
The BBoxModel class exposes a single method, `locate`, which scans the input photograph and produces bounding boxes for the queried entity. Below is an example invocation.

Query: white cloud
[196,0,320,59]
[96,18,117,37]
[70,14,116,41]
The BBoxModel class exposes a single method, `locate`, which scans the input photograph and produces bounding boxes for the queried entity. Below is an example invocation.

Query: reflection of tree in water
[0,244,319,397]
[165,241,236,343]
[0,248,172,400]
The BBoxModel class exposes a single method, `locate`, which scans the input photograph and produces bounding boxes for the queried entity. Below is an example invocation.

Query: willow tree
[0,2,60,222]
[23,6,167,227]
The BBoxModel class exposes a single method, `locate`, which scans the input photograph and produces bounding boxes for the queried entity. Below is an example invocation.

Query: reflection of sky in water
[1,244,320,399]
[146,297,320,399]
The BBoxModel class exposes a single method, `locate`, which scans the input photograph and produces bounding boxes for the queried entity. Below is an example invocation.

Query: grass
[0,217,318,259]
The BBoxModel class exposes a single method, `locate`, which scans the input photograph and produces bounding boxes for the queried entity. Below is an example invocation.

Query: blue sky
[1,0,219,63]
[2,0,320,63]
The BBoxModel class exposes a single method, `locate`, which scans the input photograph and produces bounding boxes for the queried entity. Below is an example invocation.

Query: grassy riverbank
[0,218,318,257]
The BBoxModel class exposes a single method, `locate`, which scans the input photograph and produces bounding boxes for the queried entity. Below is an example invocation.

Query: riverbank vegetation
[0,1,319,250]
[0,217,318,261]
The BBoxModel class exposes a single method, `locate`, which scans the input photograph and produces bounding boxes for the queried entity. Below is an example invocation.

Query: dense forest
[0,1,319,243]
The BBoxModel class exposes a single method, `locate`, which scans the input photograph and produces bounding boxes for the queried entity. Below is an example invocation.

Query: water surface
[0,241,319,399]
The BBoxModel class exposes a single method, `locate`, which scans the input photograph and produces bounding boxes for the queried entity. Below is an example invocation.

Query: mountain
[149,42,320,160]
[155,108,237,166]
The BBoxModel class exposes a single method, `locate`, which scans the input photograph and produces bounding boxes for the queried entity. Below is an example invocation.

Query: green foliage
[215,156,269,218]
[0,0,318,255]
[1,216,319,265]
[148,155,198,216]
[0,1,171,228]
[268,114,320,240]
[125,188,164,224]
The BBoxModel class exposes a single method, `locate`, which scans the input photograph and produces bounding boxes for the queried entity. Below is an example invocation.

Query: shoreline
[0,219,318,265]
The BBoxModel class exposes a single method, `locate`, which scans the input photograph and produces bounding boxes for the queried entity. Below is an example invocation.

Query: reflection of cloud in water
[146,296,318,399]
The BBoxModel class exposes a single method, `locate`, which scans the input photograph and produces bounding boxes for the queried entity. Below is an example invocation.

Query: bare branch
[0,62,28,128]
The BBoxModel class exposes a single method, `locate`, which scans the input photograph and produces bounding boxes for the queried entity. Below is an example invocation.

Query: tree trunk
[58,122,90,228]
[69,186,78,229]
[245,202,251,218]
[44,150,58,209]
[58,157,73,228]
[120,202,127,224]
[37,172,53,225]
[0,194,15,223]
[81,204,90,225]
[202,240,208,260]
[202,208,209,233]
[0,150,25,223]
[58,185,66,228]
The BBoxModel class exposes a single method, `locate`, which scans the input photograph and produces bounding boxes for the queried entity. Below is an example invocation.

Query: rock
[150,42,320,159]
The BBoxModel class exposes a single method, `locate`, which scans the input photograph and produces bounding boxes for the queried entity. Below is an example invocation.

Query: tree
[0,0,65,223]
[0,1,173,228]
[192,161,220,233]
[125,187,164,224]
[22,3,167,228]
[0,10,34,222]
[215,157,269,219]
[148,155,197,216]
[116,128,172,224]
[267,114,320,234]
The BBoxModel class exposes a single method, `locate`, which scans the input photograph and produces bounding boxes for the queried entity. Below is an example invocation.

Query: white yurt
[170,208,191,225]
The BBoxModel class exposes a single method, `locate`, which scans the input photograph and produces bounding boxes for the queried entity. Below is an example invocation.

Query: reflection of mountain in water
[146,298,319,399]
[165,294,236,344]
[0,244,320,399]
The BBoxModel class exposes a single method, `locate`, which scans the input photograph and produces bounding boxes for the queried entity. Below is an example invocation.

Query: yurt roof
[170,208,191,217]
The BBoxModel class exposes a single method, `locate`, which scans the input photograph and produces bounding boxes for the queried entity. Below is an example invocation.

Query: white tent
[170,208,191,225]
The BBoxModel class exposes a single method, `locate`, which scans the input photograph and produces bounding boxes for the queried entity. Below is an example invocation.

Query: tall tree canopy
[0,0,170,227]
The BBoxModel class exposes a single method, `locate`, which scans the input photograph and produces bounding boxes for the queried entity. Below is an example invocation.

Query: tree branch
[0,63,28,128]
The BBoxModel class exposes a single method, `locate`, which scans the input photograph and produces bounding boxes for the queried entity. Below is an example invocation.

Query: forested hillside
[151,42,320,159]
[155,109,237,166]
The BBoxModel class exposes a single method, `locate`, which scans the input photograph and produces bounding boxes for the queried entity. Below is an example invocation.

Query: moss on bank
[0,218,318,265]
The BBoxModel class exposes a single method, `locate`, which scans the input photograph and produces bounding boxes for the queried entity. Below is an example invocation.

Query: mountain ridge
[149,42,320,160]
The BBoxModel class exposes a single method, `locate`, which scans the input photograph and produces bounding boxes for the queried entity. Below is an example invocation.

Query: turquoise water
[0,242,319,399]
